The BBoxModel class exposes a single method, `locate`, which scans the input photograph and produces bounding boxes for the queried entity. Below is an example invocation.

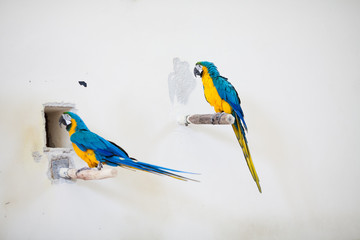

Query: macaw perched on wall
[59,112,196,181]
[194,61,261,192]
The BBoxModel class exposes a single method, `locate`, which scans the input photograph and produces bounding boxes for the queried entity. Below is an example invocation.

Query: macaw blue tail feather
[105,156,199,181]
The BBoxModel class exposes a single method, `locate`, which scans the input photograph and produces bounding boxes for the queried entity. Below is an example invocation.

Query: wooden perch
[179,113,235,126]
[59,168,117,180]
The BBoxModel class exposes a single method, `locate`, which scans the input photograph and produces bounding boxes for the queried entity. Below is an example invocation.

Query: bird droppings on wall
[78,81,87,87]
[32,151,42,162]
[168,57,196,105]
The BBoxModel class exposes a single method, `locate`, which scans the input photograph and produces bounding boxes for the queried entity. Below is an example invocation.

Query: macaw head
[194,61,219,79]
[59,111,88,132]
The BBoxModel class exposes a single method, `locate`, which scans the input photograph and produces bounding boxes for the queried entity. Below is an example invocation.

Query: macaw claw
[97,162,103,170]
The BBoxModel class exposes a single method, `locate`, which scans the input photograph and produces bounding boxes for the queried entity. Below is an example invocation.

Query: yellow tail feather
[232,115,262,193]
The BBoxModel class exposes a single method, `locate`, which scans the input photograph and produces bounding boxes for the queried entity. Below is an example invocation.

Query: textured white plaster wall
[1,0,360,239]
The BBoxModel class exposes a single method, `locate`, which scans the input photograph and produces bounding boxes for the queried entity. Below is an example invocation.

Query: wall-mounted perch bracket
[178,113,235,126]
[59,168,117,180]
[49,152,117,181]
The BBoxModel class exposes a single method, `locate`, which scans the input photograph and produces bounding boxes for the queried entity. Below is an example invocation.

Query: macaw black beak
[59,114,71,128]
[194,65,203,77]
[59,115,67,128]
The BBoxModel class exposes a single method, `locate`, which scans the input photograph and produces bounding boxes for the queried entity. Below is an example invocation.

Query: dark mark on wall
[79,81,87,87]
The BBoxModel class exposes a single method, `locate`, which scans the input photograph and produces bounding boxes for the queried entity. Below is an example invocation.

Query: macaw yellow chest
[72,143,99,168]
[201,70,232,113]
[68,119,99,168]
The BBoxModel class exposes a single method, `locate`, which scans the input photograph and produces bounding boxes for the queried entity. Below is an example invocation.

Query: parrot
[194,61,261,192]
[59,112,196,181]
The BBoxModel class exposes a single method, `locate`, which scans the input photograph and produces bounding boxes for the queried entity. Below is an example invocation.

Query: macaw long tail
[232,114,262,193]
[106,157,198,182]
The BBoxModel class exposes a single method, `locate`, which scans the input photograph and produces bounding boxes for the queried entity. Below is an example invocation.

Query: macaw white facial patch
[194,64,203,75]
[62,114,72,125]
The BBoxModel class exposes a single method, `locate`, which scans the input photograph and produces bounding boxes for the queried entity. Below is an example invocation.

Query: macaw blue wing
[213,76,248,131]
[70,131,129,158]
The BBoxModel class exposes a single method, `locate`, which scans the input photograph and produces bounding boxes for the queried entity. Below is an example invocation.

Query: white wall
[1,0,360,239]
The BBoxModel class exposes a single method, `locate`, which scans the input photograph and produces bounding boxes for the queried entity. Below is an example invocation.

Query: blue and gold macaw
[59,112,196,181]
[194,61,261,192]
